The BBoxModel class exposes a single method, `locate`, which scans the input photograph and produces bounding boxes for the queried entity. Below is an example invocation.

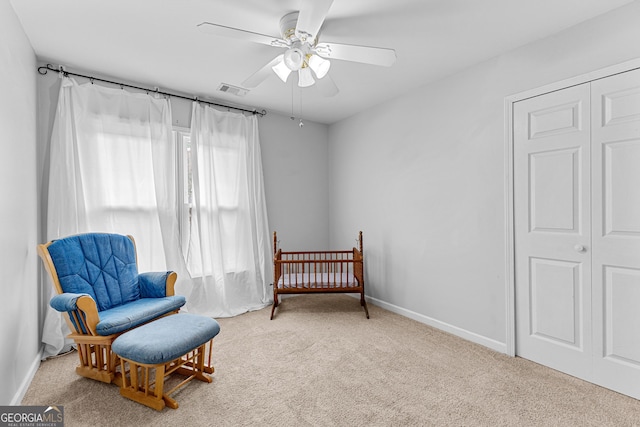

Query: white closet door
[514,83,592,380]
[591,68,640,397]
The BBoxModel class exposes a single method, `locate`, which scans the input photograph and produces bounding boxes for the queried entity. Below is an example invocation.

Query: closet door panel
[591,67,640,398]
[514,83,592,379]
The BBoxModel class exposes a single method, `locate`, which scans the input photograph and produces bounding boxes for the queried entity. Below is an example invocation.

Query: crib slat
[276,252,361,290]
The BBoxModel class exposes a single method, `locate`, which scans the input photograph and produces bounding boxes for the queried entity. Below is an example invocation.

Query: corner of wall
[1,0,40,406]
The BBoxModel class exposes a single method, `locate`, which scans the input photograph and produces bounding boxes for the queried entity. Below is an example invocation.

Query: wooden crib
[271,231,369,319]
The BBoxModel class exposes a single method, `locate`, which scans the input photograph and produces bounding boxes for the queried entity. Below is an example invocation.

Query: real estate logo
[0,406,64,427]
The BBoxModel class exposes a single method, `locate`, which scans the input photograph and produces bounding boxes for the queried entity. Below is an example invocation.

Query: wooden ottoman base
[112,313,221,411]
[119,340,213,411]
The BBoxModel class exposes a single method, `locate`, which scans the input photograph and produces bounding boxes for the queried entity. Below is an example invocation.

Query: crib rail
[275,250,362,291]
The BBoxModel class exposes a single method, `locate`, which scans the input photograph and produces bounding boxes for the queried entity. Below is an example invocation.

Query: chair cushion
[96,296,186,336]
[47,233,139,311]
[112,313,220,364]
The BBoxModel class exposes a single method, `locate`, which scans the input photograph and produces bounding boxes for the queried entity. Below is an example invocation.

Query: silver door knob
[574,244,586,253]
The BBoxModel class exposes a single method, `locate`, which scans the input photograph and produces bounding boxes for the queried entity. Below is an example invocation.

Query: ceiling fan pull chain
[290,78,295,121]
[299,87,304,128]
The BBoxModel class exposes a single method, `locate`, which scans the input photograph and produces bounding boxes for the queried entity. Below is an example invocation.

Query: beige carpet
[22,294,640,426]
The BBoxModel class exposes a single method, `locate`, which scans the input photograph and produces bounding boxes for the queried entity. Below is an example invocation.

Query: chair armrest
[50,293,100,336]
[50,293,90,312]
[139,271,177,297]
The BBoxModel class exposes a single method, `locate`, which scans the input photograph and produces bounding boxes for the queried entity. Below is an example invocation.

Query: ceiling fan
[197,0,396,96]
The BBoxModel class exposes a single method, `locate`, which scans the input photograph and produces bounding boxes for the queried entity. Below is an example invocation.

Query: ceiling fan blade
[295,0,335,42]
[241,55,284,88]
[315,42,396,67]
[316,74,339,98]
[197,22,287,47]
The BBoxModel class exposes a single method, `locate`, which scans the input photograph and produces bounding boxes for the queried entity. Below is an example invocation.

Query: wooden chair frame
[38,235,179,385]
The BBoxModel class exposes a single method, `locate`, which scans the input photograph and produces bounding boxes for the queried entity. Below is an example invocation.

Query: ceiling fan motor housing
[279,12,300,42]
[279,12,315,72]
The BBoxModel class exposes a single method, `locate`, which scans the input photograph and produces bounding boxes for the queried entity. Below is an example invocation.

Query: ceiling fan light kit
[308,54,330,79]
[198,0,396,95]
[283,45,305,71]
[272,57,292,83]
[298,67,315,87]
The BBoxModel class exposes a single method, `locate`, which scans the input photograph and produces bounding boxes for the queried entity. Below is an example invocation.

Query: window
[175,128,249,276]
[175,129,198,273]
[78,117,168,270]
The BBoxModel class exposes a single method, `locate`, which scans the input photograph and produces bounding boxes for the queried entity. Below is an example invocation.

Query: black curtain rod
[37,63,266,117]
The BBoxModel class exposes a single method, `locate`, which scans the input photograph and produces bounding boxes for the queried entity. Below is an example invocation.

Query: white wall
[0,1,39,405]
[260,115,329,251]
[328,1,640,351]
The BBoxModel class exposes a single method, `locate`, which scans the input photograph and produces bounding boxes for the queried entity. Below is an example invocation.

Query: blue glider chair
[38,232,186,384]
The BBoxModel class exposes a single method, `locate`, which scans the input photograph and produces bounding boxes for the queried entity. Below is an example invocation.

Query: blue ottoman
[112,313,220,410]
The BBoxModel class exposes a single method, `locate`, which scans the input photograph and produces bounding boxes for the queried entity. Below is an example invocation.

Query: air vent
[217,83,249,97]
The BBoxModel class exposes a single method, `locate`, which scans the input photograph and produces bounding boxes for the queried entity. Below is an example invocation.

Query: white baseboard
[363,295,508,354]
[11,348,43,405]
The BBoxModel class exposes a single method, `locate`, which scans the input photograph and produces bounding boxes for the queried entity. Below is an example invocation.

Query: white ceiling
[10,0,634,124]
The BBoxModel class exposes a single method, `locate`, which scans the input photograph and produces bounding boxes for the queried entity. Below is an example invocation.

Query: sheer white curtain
[184,103,271,317]
[42,77,187,357]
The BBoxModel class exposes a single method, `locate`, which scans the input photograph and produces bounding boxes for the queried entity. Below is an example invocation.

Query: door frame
[503,58,640,356]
